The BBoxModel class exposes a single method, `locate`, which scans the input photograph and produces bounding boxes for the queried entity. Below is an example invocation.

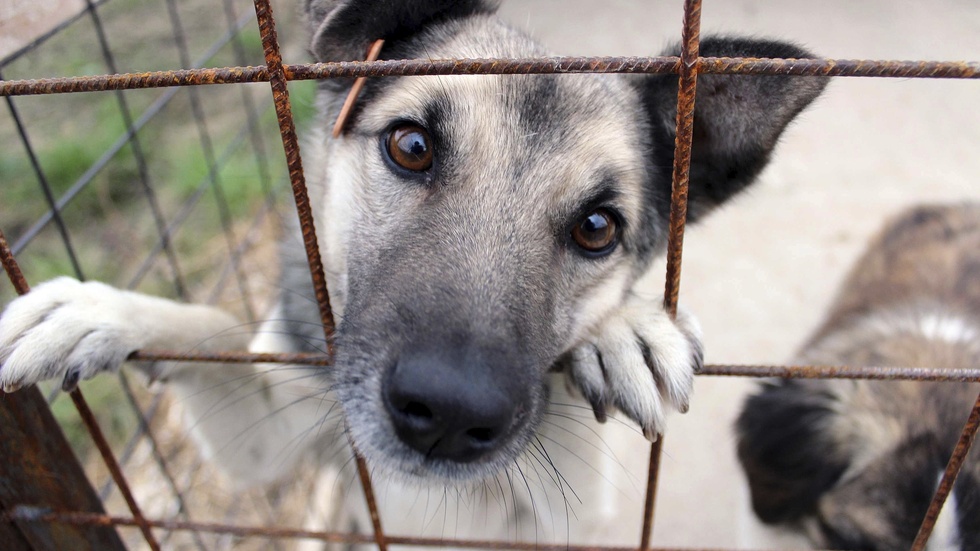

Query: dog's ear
[637,37,827,222]
[735,380,851,524]
[304,0,498,63]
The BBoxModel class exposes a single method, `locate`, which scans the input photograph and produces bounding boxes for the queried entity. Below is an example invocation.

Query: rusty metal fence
[1,0,979,550]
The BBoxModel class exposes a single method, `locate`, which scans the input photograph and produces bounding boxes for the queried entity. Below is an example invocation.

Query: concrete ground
[497,0,980,548]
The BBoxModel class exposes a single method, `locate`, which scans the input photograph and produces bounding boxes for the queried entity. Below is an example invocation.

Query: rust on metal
[333,39,385,138]
[699,364,980,382]
[129,349,980,382]
[250,1,387,550]
[1,508,847,551]
[910,390,980,551]
[642,1,702,549]
[1,56,977,96]
[131,349,334,366]
[0,228,29,294]
[250,0,335,351]
[0,382,127,550]
[67,391,161,550]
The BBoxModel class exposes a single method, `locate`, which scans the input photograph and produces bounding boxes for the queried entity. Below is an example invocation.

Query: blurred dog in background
[738,203,980,550]
[1,0,826,545]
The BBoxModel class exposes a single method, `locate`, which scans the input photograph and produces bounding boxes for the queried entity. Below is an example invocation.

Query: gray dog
[738,204,980,550]
[0,0,824,545]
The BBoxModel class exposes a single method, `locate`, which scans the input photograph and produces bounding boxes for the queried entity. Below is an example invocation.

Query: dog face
[303,0,825,482]
[737,205,980,550]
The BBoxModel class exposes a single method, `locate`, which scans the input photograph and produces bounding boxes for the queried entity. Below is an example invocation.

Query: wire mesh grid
[1,0,979,550]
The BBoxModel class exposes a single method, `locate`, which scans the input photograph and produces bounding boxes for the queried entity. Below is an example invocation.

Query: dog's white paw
[565,294,702,440]
[0,277,143,393]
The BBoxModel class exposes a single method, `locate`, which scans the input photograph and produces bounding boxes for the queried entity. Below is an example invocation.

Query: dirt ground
[495,0,979,547]
[3,0,978,549]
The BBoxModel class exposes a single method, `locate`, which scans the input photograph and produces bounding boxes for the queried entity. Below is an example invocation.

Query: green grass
[0,0,329,459]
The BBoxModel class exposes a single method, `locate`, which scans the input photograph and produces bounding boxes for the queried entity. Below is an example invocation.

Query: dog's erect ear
[637,37,827,222]
[735,380,851,524]
[304,0,498,63]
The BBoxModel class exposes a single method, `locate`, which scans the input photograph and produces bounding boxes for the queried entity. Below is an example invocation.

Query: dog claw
[2,381,22,393]
[61,369,80,392]
[590,399,608,424]
[679,400,690,414]
[642,427,661,442]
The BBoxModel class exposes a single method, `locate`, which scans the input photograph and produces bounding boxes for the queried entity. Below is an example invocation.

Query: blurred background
[1,0,978,548]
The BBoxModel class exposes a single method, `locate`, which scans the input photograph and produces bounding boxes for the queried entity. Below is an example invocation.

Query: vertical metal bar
[67,390,162,550]
[221,0,275,204]
[81,7,207,547]
[2,79,84,279]
[250,0,336,346]
[117,370,209,551]
[126,126,249,290]
[164,0,256,321]
[662,0,702,320]
[641,0,702,548]
[909,390,980,551]
[0,228,150,550]
[248,2,388,551]
[83,0,188,300]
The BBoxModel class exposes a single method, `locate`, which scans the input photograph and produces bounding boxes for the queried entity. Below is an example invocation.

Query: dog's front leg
[0,277,250,390]
[0,277,324,485]
[564,291,702,440]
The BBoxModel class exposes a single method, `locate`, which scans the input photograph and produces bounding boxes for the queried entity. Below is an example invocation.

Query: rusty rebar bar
[641,2,703,549]
[698,364,980,382]
[250,0,334,356]
[67,391,161,550]
[0,229,161,550]
[1,56,977,96]
[909,390,980,551]
[249,1,387,550]
[0,229,29,294]
[1,507,848,551]
[126,349,980,382]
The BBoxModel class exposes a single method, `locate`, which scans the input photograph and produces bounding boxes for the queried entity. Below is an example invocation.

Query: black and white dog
[739,204,980,550]
[0,0,824,545]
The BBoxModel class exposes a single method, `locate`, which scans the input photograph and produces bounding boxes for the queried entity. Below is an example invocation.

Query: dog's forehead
[359,71,646,211]
[352,16,648,211]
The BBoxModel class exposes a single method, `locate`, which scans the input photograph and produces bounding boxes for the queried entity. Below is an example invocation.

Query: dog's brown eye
[571,209,618,255]
[386,124,433,172]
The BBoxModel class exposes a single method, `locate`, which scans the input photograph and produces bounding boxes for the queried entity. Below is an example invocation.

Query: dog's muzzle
[382,345,523,463]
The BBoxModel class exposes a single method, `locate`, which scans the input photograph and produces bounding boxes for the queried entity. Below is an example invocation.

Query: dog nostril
[465,427,495,444]
[401,401,433,420]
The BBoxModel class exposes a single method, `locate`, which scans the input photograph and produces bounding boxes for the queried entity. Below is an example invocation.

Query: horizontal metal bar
[128,350,980,382]
[1,508,843,551]
[698,364,980,382]
[1,55,977,97]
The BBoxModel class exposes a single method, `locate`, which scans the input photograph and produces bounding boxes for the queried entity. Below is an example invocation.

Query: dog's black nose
[384,352,516,462]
